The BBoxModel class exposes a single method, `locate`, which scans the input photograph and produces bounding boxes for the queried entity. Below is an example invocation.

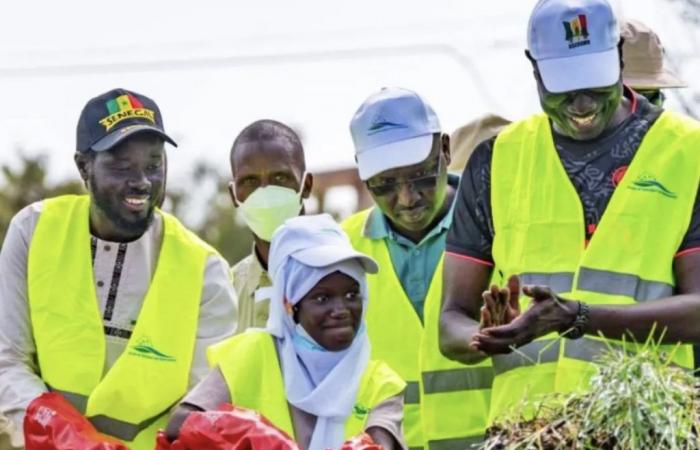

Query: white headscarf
[264,214,375,450]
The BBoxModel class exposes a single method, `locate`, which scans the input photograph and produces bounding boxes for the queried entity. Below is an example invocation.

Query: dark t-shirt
[446,92,700,263]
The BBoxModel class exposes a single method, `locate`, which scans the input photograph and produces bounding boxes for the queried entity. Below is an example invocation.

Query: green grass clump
[482,336,700,450]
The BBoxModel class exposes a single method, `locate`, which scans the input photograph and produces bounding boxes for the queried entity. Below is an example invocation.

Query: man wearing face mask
[440,0,700,425]
[228,120,313,334]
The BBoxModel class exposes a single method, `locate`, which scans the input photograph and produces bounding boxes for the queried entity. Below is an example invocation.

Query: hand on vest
[337,433,384,450]
[160,403,300,450]
[471,284,576,354]
[23,392,129,450]
[479,275,521,329]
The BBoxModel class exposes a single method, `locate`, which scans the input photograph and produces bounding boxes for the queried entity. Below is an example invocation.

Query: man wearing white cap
[343,87,491,449]
[447,19,687,175]
[440,0,700,422]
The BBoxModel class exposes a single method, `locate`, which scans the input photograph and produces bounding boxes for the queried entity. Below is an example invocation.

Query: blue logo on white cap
[367,114,407,135]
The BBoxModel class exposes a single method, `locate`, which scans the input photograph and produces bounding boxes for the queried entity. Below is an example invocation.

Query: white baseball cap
[528,0,620,93]
[269,214,378,279]
[350,87,441,181]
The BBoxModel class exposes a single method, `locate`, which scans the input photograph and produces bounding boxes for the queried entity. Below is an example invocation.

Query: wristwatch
[562,301,590,340]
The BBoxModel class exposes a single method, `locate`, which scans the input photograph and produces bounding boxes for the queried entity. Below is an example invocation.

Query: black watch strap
[562,301,590,340]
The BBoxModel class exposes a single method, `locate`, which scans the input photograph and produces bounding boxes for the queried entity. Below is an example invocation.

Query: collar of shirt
[364,173,459,247]
[249,243,271,285]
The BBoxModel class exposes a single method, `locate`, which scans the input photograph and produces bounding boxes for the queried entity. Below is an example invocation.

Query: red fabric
[24,392,128,450]
[445,251,494,267]
[337,433,384,450]
[159,404,300,450]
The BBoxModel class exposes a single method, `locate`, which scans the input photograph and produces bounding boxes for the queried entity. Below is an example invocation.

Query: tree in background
[0,153,253,267]
[0,153,84,240]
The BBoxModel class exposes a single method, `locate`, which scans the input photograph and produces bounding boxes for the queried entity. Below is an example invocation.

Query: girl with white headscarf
[166,214,407,450]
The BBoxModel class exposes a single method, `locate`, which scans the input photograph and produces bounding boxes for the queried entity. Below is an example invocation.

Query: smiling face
[535,69,623,141]
[75,133,165,242]
[366,134,450,239]
[295,271,363,352]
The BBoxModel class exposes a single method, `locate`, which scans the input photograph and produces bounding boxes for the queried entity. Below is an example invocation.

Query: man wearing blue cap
[343,87,490,449]
[440,0,700,422]
[0,88,237,448]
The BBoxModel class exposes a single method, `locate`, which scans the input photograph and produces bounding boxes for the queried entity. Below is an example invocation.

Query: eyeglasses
[366,156,441,196]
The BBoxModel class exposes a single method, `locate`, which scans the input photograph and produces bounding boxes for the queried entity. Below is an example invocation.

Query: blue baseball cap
[528,0,620,93]
[350,87,441,181]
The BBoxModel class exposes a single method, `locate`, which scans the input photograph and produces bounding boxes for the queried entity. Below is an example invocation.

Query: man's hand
[479,275,522,328]
[471,285,577,355]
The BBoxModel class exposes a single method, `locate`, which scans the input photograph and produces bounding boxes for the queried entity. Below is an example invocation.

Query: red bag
[24,392,129,450]
[158,404,300,450]
[337,433,384,450]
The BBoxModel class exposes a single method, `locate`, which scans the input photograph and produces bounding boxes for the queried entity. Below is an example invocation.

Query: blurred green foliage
[0,153,252,267]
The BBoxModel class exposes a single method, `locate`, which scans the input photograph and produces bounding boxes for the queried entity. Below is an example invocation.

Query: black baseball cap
[76,88,177,152]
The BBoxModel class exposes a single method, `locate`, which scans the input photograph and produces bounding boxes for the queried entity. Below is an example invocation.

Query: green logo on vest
[629,173,677,199]
[129,337,176,362]
[352,404,370,419]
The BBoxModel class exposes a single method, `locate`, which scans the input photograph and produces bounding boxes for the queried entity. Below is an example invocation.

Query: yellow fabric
[489,111,700,421]
[27,195,214,449]
[343,210,492,449]
[216,330,406,440]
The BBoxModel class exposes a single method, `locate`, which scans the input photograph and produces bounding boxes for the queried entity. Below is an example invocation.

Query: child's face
[295,271,363,351]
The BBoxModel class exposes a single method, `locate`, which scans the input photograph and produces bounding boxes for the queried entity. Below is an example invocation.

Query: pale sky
[0,0,696,193]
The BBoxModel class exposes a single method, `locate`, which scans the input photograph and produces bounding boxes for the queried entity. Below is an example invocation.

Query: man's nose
[127,171,151,191]
[396,182,420,206]
[568,92,597,114]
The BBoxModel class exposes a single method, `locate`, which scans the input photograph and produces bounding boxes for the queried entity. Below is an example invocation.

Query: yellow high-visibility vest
[27,195,216,449]
[343,211,492,450]
[215,330,406,441]
[489,111,700,421]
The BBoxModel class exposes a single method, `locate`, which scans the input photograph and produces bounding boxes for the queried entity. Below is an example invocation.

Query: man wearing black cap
[440,0,700,427]
[0,88,237,449]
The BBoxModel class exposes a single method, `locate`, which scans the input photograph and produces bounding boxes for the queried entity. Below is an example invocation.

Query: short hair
[230,119,305,173]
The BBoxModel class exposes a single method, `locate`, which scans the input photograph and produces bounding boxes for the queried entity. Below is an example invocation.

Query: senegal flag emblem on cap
[99,93,156,131]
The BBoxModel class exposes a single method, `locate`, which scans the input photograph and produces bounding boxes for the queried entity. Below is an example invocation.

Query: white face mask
[234,174,306,241]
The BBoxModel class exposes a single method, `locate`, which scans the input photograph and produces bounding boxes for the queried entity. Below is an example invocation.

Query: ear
[301,172,313,199]
[228,181,240,208]
[524,49,536,67]
[440,133,451,166]
[617,37,625,71]
[525,50,543,83]
[74,152,91,188]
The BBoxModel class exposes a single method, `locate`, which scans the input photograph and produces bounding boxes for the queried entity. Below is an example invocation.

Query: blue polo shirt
[364,174,458,321]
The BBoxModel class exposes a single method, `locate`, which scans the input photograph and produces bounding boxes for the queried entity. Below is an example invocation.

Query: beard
[89,172,155,238]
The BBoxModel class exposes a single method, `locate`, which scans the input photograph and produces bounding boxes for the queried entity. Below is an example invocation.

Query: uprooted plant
[482,333,700,450]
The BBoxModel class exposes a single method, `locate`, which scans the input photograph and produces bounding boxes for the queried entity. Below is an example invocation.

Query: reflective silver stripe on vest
[520,272,574,294]
[577,267,673,302]
[48,386,170,441]
[563,337,620,363]
[422,367,494,394]
[565,337,691,372]
[52,388,88,413]
[90,411,167,441]
[427,435,484,450]
[492,339,560,375]
[405,381,421,404]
